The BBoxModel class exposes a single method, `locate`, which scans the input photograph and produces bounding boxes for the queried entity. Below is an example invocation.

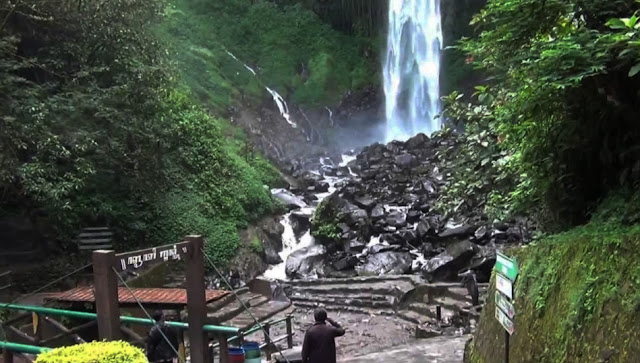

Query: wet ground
[246,306,468,361]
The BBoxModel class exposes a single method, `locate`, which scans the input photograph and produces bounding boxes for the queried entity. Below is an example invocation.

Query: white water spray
[383,0,443,142]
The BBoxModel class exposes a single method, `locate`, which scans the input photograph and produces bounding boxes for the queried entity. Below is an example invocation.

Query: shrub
[35,341,147,363]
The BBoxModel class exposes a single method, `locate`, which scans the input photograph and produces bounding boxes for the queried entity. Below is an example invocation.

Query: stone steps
[285,275,420,287]
[290,294,395,310]
[227,300,292,330]
[291,301,395,317]
[207,291,268,324]
[291,282,414,297]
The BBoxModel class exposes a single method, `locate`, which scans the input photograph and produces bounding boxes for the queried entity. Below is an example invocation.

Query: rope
[112,266,185,363]
[201,249,292,363]
[0,262,93,342]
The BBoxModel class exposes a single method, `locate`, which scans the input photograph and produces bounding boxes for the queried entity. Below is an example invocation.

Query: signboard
[495,307,515,335]
[495,252,518,281]
[115,242,191,271]
[495,292,515,319]
[496,273,513,300]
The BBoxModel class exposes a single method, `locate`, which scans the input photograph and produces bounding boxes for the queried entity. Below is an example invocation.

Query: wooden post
[263,322,271,361]
[184,235,208,363]
[217,334,229,363]
[286,316,293,349]
[92,250,121,340]
[3,349,13,363]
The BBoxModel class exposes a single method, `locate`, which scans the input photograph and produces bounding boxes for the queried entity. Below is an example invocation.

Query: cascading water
[383,0,443,142]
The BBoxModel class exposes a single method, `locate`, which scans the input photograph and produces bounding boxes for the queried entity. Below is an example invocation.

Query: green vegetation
[469,193,640,362]
[162,0,379,110]
[0,0,282,270]
[310,197,341,243]
[35,341,146,363]
[441,0,640,229]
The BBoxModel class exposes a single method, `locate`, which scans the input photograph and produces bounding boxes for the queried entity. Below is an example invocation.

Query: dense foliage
[164,0,379,110]
[36,341,147,363]
[441,0,640,228]
[0,0,281,267]
[470,194,640,362]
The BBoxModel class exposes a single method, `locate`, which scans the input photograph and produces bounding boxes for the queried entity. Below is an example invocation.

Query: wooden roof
[47,287,229,307]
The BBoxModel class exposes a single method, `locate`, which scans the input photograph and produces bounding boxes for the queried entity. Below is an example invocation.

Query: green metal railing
[0,341,50,354]
[1,304,239,335]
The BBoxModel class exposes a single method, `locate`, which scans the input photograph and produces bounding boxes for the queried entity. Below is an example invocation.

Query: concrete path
[339,335,469,363]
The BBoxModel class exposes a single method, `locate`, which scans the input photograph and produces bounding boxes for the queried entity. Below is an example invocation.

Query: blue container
[241,342,261,359]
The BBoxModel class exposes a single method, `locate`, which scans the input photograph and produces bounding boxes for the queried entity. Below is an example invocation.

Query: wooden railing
[210,315,294,361]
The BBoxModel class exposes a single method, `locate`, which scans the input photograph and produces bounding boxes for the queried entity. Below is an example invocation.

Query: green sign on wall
[495,252,518,281]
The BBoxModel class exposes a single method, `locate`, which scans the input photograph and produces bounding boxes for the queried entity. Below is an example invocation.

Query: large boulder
[354,195,377,211]
[371,205,386,221]
[358,251,413,276]
[271,189,308,210]
[406,133,429,150]
[290,209,313,236]
[438,224,476,239]
[395,153,418,168]
[386,211,408,228]
[422,240,477,281]
[285,245,327,279]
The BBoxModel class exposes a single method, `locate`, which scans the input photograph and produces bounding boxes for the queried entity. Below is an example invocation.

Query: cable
[112,266,184,363]
[0,262,93,342]
[201,249,292,363]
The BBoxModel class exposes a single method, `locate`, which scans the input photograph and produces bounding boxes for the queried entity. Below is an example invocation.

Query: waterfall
[224,50,298,129]
[383,0,442,142]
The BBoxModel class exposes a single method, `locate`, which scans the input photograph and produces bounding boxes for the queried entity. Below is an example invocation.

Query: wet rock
[333,255,358,271]
[467,244,497,283]
[407,210,421,223]
[264,247,283,265]
[272,189,308,210]
[368,244,404,254]
[315,182,330,193]
[416,220,434,238]
[406,133,429,150]
[386,211,407,227]
[381,233,406,245]
[473,226,488,241]
[343,204,369,226]
[371,205,386,221]
[422,240,477,281]
[354,195,377,211]
[346,239,367,253]
[415,325,442,339]
[395,153,418,168]
[290,209,313,236]
[358,251,413,276]
[438,224,476,239]
[421,242,437,257]
[261,218,285,241]
[422,180,437,195]
[285,245,327,279]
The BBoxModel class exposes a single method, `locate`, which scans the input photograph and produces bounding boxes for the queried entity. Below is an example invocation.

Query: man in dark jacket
[146,310,179,363]
[301,308,346,363]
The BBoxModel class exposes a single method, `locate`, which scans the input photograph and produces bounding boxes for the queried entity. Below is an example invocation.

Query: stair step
[227,301,292,330]
[286,275,420,287]
[290,292,391,301]
[207,293,267,324]
[291,301,396,317]
[290,295,395,309]
[292,283,414,297]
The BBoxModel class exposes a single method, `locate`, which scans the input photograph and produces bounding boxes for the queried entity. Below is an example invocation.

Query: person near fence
[301,308,345,363]
[146,310,179,363]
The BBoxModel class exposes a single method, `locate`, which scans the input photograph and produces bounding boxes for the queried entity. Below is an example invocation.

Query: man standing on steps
[301,308,346,363]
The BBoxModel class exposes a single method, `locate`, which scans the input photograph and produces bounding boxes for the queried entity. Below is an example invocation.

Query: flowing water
[225,50,297,129]
[383,0,443,142]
